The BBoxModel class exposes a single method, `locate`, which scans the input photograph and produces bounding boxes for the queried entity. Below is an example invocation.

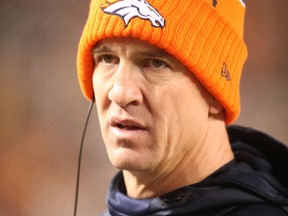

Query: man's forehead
[93,37,170,58]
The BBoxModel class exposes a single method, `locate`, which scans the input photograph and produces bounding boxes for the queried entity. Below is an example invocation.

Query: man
[77,0,288,215]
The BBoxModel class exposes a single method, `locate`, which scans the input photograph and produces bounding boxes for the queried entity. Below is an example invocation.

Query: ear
[209,97,223,115]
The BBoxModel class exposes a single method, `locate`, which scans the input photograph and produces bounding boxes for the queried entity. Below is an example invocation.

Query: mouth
[112,120,146,130]
[109,117,149,145]
[110,118,147,135]
[115,123,143,131]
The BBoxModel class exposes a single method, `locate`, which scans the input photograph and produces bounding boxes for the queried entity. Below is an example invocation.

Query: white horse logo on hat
[100,0,165,28]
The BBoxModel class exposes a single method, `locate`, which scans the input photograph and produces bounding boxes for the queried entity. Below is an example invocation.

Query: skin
[92,37,234,199]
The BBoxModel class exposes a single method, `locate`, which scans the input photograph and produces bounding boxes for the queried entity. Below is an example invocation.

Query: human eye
[144,58,169,69]
[96,54,119,65]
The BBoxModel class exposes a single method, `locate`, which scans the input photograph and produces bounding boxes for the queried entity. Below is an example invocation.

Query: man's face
[93,38,213,172]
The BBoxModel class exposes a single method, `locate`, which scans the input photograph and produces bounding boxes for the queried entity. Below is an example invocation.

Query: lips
[111,118,146,131]
[116,124,141,130]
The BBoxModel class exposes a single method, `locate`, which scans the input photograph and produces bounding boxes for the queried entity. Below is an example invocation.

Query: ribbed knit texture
[77,0,248,124]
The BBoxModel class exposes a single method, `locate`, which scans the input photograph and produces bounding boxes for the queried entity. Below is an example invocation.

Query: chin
[112,161,147,171]
[109,149,154,171]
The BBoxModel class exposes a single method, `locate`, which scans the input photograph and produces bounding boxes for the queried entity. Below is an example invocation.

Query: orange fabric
[77,0,248,124]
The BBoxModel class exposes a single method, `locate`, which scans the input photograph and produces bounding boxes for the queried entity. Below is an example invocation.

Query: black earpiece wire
[73,95,95,216]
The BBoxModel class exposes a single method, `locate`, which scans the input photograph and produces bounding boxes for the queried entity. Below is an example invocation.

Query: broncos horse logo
[100,0,165,28]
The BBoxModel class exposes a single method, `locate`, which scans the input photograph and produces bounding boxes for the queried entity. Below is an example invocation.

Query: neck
[122,117,234,199]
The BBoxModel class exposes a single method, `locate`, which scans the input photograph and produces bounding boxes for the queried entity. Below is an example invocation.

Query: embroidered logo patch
[100,0,165,28]
[221,63,231,81]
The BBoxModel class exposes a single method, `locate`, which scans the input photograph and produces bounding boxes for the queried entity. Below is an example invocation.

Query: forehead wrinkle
[132,49,168,59]
[93,41,170,59]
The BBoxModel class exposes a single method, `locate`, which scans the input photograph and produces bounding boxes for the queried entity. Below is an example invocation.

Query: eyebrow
[93,44,169,58]
[92,45,113,54]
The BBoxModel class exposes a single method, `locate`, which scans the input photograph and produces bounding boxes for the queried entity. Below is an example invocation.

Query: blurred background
[0,0,287,215]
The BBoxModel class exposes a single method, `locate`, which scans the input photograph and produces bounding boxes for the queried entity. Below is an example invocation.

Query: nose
[108,64,143,107]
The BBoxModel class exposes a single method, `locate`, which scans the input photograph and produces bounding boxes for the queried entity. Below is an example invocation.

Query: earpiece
[73,94,95,216]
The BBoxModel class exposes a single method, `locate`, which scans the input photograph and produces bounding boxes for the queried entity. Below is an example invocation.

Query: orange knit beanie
[77,0,248,124]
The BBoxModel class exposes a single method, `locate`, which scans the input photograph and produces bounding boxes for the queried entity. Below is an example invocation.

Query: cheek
[149,91,184,152]
[163,85,210,146]
[93,75,111,110]
[93,82,111,132]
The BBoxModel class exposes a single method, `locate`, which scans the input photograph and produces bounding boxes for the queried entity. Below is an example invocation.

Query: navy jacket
[102,126,288,216]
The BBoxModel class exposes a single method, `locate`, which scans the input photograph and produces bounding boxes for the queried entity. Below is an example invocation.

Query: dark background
[0,0,287,215]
